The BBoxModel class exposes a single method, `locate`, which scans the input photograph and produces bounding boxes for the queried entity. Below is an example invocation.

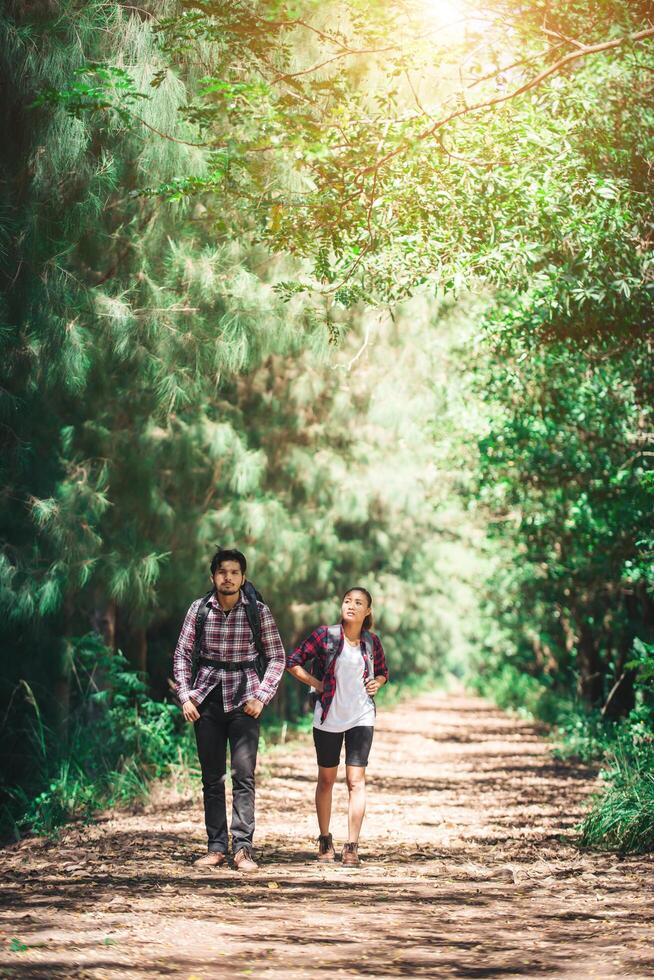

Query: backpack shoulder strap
[361,630,375,679]
[192,591,215,678]
[242,581,265,657]
[324,625,342,672]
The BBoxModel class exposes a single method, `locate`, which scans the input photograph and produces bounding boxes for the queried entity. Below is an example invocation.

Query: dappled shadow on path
[1,690,653,979]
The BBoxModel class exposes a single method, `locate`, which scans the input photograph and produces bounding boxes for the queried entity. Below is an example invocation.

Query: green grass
[580,759,654,853]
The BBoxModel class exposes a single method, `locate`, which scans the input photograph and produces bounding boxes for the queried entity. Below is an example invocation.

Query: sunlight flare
[422,0,468,24]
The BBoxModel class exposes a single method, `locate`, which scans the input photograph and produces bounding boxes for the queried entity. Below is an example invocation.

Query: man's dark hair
[210,548,247,576]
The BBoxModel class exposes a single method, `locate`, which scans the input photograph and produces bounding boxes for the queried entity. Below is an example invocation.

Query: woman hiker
[286,587,389,866]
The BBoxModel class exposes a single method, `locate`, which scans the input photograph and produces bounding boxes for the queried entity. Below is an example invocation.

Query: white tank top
[313,636,375,733]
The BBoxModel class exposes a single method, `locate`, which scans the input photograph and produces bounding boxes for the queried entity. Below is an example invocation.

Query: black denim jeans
[194,685,260,853]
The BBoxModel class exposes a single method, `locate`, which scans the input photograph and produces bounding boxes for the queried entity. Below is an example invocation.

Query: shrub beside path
[1,691,653,979]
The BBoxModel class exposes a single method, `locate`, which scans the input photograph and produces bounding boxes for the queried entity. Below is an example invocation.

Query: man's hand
[365,678,382,696]
[243,698,264,719]
[182,699,200,723]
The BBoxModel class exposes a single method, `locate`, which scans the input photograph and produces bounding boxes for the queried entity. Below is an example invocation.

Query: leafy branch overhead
[2,0,654,854]
[37,1,654,307]
[33,65,150,122]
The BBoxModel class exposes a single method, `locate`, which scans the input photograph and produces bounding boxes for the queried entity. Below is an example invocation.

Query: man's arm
[253,603,287,707]
[173,600,200,716]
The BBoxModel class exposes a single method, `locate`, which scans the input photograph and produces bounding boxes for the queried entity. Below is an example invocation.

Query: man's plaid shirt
[287,625,389,723]
[173,591,285,710]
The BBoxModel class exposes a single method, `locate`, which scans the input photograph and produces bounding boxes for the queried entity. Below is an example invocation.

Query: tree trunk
[601,669,636,719]
[89,597,117,717]
[576,622,604,706]
[53,600,75,739]
[92,597,117,650]
[125,626,148,677]
[273,672,288,721]
[53,643,72,739]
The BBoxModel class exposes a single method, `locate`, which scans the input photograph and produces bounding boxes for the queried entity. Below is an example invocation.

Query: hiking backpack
[191,580,268,685]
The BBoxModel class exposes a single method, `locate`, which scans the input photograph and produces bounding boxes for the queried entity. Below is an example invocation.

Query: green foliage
[5,635,190,836]
[91,0,650,317]
[1,1,476,837]
[578,637,654,851]
[474,334,653,698]
[578,694,654,854]
[580,766,654,854]
[472,662,558,723]
[626,639,654,684]
[2,0,654,856]
[33,65,150,123]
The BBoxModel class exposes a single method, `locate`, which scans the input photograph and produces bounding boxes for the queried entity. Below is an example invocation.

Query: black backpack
[191,580,268,684]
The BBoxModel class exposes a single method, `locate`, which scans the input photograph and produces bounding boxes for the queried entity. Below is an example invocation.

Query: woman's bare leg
[315,765,338,835]
[345,765,366,843]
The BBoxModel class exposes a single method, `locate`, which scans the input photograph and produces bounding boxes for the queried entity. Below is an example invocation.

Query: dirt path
[2,691,654,979]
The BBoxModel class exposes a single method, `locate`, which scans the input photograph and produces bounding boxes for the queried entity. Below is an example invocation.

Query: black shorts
[313,726,374,768]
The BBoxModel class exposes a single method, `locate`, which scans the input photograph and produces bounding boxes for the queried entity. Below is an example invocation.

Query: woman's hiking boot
[193,852,226,869]
[234,846,259,873]
[341,842,360,867]
[317,833,335,863]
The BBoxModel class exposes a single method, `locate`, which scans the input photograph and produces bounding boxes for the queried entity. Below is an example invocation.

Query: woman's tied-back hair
[343,587,374,632]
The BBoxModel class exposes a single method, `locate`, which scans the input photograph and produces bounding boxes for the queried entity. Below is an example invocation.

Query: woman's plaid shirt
[287,625,389,723]
[173,591,285,710]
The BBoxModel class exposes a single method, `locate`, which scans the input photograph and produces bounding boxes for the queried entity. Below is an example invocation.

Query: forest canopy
[1,0,653,849]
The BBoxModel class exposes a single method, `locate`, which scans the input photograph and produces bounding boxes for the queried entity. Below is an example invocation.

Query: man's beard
[217,585,239,594]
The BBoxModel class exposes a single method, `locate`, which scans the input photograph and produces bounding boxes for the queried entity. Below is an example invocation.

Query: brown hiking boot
[193,852,226,869]
[234,846,259,873]
[341,842,360,867]
[317,833,335,863]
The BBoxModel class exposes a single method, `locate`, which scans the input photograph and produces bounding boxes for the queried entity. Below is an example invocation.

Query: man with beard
[173,548,285,871]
